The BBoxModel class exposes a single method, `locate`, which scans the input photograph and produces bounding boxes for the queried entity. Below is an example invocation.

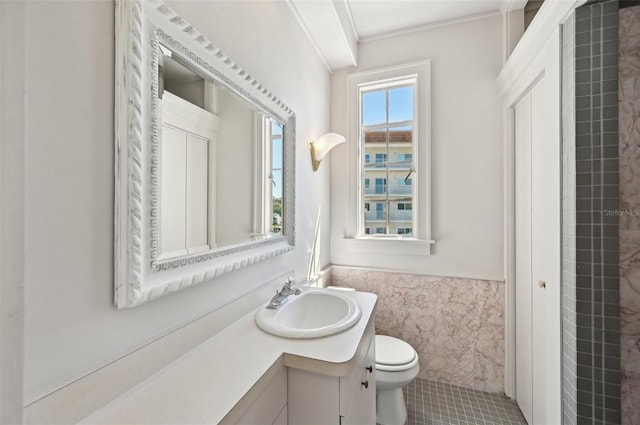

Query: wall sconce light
[309,132,346,172]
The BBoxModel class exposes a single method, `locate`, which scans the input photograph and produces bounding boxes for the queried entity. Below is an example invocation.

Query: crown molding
[359,9,503,44]
[500,0,528,13]
[497,0,587,97]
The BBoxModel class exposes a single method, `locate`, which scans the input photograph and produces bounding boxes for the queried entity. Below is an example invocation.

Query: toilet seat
[375,335,418,372]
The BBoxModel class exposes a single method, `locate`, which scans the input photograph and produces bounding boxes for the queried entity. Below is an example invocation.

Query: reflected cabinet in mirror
[115,0,296,308]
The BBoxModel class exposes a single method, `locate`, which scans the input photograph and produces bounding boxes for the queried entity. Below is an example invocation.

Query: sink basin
[255,289,362,338]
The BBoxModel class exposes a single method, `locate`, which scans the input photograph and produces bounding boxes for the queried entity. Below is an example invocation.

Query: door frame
[0,0,27,422]
[497,0,585,401]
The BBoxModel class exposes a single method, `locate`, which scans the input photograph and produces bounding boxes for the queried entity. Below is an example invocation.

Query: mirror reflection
[157,44,284,261]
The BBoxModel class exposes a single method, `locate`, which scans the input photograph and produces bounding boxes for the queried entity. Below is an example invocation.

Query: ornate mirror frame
[114,0,296,308]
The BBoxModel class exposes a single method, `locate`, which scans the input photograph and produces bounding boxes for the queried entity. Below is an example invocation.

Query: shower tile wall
[564,1,622,424]
[619,5,640,424]
[562,12,579,425]
[330,267,504,393]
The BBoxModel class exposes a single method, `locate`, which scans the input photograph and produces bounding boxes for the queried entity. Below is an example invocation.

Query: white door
[159,124,188,259]
[515,91,533,424]
[514,28,562,425]
[158,91,219,259]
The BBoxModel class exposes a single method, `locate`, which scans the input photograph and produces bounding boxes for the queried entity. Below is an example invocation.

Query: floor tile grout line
[402,378,527,425]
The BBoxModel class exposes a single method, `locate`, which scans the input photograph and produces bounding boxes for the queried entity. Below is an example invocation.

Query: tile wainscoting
[619,5,640,424]
[330,267,505,393]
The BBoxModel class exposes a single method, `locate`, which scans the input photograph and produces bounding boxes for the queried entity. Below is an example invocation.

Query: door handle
[538,280,546,289]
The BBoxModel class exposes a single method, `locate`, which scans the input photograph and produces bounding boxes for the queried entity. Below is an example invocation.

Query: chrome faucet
[266,276,301,309]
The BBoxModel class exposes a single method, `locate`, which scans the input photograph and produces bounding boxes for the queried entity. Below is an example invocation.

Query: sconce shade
[310,132,346,171]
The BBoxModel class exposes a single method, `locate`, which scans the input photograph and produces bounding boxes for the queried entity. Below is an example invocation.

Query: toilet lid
[375,335,416,366]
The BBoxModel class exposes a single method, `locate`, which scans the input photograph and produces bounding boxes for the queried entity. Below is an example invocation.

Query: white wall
[21,0,330,404]
[215,88,256,247]
[330,14,505,281]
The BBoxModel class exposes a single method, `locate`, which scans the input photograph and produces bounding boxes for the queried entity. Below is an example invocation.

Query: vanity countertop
[80,289,377,424]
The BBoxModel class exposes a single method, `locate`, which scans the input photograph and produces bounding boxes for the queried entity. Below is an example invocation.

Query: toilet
[375,335,420,425]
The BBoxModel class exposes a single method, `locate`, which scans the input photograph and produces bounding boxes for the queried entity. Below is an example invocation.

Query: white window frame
[345,61,433,255]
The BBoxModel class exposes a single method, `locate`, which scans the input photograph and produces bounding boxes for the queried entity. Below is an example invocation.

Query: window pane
[397,227,412,236]
[391,201,412,221]
[272,170,282,200]
[272,136,283,169]
[389,86,413,123]
[359,80,416,238]
[362,90,386,126]
[364,129,386,144]
[374,178,387,194]
[389,126,412,144]
[272,169,283,234]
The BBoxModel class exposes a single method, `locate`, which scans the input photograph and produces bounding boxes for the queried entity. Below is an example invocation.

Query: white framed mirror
[114,0,296,308]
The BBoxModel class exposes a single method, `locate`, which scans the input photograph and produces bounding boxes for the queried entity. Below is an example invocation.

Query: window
[364,202,370,212]
[345,61,432,256]
[375,202,386,221]
[270,122,284,234]
[361,79,415,236]
[375,153,387,166]
[374,178,386,194]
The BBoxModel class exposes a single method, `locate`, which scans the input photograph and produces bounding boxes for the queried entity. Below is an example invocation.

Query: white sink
[255,289,362,338]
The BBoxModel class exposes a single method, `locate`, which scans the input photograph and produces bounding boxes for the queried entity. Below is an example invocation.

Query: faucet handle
[284,276,295,287]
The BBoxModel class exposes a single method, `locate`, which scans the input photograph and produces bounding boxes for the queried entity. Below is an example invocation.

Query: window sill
[342,237,434,256]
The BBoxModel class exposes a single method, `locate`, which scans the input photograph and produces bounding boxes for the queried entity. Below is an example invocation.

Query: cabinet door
[360,337,376,424]
[341,336,376,425]
[288,369,340,425]
[235,366,287,425]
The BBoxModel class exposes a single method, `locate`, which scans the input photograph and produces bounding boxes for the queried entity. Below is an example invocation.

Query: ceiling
[287,0,527,71]
[347,0,506,39]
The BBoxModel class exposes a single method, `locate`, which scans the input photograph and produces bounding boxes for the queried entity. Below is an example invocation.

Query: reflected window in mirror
[271,122,283,235]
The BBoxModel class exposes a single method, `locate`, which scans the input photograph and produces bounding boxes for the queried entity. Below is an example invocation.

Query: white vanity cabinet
[287,321,376,425]
[228,364,287,425]
[75,292,377,425]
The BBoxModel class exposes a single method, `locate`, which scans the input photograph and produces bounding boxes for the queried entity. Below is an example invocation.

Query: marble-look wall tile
[619,6,640,425]
[620,232,640,425]
[331,267,504,393]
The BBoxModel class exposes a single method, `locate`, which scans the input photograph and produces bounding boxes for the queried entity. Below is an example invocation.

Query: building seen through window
[361,82,415,237]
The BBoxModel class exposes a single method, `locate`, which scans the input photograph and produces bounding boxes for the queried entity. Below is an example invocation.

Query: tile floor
[402,379,527,425]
